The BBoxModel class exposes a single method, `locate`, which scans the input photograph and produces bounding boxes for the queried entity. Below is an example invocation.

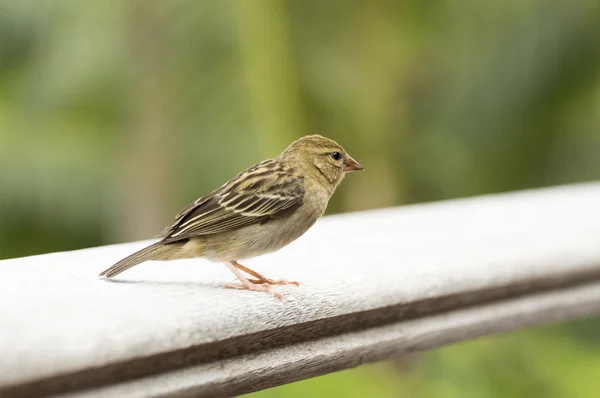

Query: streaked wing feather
[157,192,216,237]
[161,160,304,242]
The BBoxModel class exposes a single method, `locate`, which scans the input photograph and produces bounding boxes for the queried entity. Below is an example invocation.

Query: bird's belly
[203,211,319,261]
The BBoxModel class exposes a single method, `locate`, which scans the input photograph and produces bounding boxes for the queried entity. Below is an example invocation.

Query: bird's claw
[247,277,300,286]
[224,282,286,300]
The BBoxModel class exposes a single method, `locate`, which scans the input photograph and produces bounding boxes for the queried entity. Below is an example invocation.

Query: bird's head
[280,134,363,189]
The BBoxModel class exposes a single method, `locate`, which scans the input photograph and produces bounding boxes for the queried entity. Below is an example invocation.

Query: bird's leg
[222,261,285,299]
[232,261,300,286]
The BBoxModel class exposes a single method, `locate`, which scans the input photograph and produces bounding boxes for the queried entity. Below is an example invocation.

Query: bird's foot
[247,277,300,286]
[224,282,286,300]
[230,261,299,287]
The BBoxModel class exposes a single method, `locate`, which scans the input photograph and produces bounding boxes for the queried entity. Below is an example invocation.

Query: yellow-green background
[1,1,599,396]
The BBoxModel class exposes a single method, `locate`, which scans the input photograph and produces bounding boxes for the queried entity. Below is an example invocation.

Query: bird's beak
[343,156,364,172]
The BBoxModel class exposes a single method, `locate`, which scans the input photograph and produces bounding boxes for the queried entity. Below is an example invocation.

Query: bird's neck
[308,164,344,197]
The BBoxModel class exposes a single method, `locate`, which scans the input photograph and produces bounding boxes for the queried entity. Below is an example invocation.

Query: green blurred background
[1,0,599,396]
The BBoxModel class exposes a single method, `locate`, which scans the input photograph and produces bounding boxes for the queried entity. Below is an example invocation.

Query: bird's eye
[331,152,342,161]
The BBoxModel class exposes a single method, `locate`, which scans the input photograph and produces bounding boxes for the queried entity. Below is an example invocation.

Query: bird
[99,134,364,298]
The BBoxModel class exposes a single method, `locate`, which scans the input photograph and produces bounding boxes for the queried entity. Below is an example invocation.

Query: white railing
[1,183,600,397]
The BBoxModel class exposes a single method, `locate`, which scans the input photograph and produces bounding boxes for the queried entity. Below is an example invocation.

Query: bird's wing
[161,160,305,242]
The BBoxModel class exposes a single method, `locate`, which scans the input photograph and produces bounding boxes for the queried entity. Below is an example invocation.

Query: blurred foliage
[1,0,599,396]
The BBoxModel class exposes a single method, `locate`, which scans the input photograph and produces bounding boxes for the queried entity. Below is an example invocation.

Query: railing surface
[1,183,600,398]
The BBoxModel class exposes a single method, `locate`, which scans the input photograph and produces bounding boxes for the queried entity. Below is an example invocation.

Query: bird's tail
[99,241,186,278]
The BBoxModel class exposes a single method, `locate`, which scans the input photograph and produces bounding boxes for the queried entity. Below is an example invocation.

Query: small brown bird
[99,135,363,298]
